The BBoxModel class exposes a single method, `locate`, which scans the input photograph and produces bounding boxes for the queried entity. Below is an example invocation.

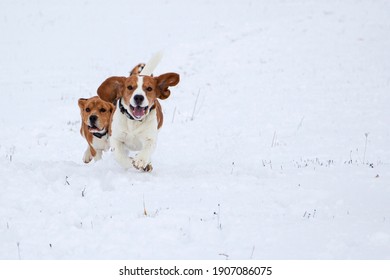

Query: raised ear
[155,72,180,100]
[97,76,126,104]
[78,98,87,110]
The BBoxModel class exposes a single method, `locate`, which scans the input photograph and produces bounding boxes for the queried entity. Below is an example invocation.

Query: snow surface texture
[0,0,389,259]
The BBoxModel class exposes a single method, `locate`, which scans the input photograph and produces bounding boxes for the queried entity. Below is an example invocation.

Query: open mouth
[130,104,148,119]
[88,124,105,133]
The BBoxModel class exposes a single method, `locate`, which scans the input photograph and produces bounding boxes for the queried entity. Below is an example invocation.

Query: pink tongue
[133,107,145,118]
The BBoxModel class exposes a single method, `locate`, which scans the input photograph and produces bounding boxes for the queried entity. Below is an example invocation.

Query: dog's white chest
[92,135,110,151]
[112,109,158,151]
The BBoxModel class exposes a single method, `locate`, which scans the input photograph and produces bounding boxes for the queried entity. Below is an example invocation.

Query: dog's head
[98,73,180,121]
[78,96,115,134]
[122,73,180,120]
[96,63,152,106]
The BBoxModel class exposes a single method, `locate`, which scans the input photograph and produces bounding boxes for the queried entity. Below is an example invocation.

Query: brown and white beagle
[97,59,179,171]
[78,96,115,163]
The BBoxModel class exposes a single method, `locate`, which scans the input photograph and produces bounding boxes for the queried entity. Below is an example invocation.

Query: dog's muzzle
[130,104,149,119]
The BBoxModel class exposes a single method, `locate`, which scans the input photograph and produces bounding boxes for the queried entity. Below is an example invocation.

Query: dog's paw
[143,163,153,172]
[83,152,93,164]
[132,158,153,172]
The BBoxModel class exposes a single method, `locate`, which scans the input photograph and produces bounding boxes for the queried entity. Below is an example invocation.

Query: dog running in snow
[97,53,180,171]
[78,96,115,163]
[78,63,146,163]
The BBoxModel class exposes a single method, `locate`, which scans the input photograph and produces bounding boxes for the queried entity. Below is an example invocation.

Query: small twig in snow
[363,133,369,164]
[230,162,235,174]
[219,253,229,260]
[16,242,21,260]
[271,131,277,147]
[250,246,256,259]
[143,195,148,216]
[217,204,222,230]
[171,106,177,123]
[65,176,70,186]
[191,89,201,121]
[214,204,222,230]
[297,116,305,130]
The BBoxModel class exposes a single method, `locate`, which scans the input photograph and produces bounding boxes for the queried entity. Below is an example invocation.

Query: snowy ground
[0,0,389,259]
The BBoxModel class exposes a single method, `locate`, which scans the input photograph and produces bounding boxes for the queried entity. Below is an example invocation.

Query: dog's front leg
[83,145,96,163]
[133,137,156,172]
[111,138,133,169]
[94,149,103,161]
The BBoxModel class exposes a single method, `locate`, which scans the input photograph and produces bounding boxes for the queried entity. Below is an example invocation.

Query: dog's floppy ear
[108,102,115,113]
[155,73,180,100]
[108,102,116,136]
[97,76,126,104]
[78,98,87,110]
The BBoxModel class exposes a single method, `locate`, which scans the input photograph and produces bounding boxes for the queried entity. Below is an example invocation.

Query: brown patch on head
[121,75,164,106]
[120,73,180,126]
[78,96,115,134]
[97,76,126,104]
[122,75,139,106]
[121,73,180,106]
[141,76,160,106]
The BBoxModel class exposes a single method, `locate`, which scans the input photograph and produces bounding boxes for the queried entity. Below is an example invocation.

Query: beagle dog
[78,96,115,163]
[97,62,179,171]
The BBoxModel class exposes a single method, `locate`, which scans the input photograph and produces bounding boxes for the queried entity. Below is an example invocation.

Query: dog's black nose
[89,115,98,123]
[133,95,144,105]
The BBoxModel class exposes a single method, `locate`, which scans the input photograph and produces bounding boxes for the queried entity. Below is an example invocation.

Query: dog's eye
[127,85,133,90]
[100,108,106,113]
[85,108,91,112]
[146,87,153,92]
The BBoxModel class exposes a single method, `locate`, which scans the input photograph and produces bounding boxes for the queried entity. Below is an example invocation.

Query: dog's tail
[139,51,164,76]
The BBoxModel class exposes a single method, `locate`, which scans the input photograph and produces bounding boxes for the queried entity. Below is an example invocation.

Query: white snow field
[0,0,389,259]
